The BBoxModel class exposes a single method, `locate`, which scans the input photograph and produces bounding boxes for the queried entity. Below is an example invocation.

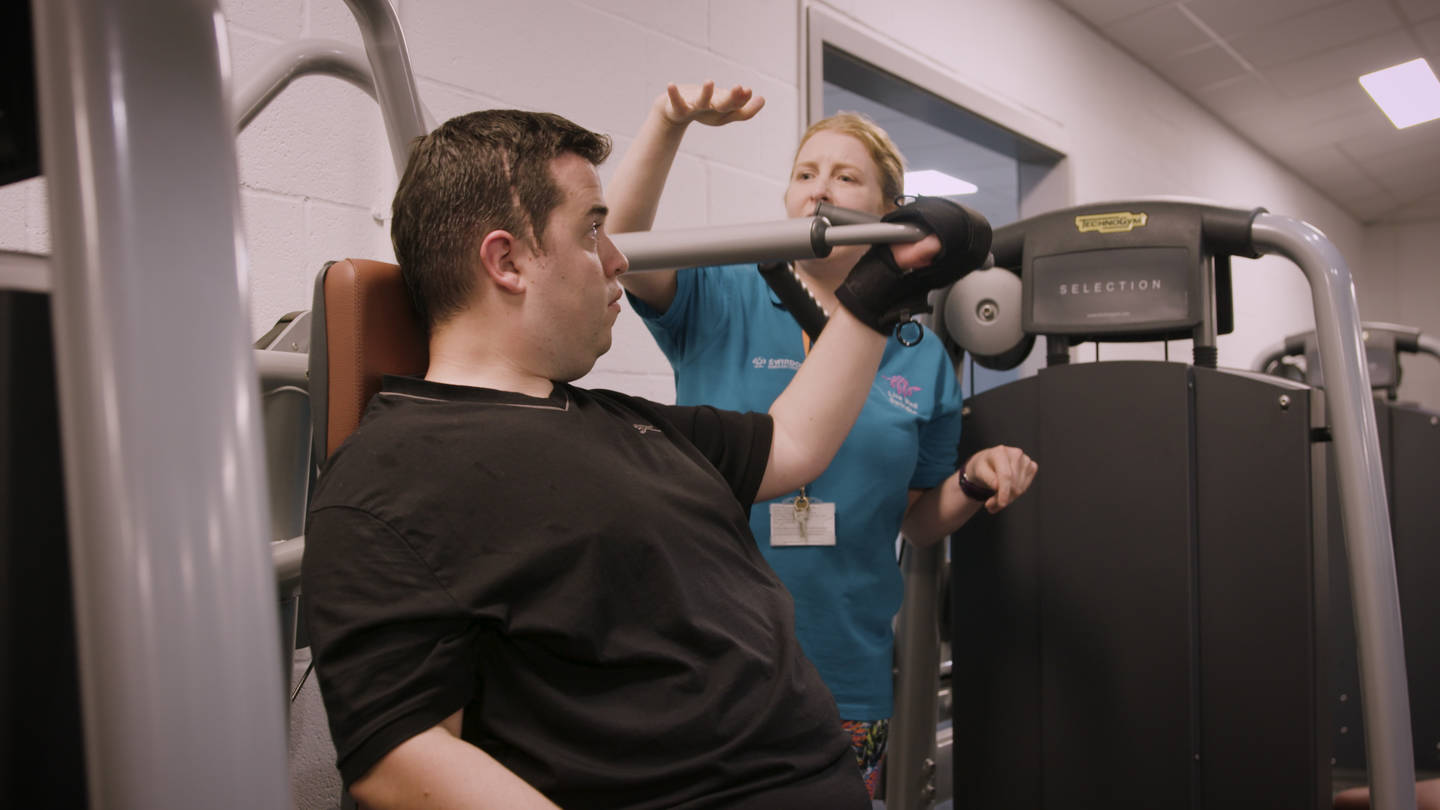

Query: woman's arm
[607,81,764,312]
[900,445,1038,547]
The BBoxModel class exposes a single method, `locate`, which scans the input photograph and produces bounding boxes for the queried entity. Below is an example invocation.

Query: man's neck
[425,332,555,398]
[424,364,555,398]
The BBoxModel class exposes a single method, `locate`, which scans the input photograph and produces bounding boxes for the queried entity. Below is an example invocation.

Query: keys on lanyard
[793,486,810,540]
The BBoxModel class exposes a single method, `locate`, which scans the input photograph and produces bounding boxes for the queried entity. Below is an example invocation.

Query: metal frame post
[1252,215,1416,810]
[1417,334,1440,364]
[340,0,431,175]
[890,539,944,809]
[32,0,290,806]
[233,40,377,131]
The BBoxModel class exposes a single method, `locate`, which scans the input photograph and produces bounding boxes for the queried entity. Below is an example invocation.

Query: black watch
[958,469,996,502]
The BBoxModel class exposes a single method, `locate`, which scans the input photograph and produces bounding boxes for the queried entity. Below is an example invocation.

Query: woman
[607,82,1037,796]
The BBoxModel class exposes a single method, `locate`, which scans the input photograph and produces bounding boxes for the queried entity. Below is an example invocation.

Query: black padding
[834,241,909,334]
[3,290,89,809]
[884,196,992,281]
[834,196,993,335]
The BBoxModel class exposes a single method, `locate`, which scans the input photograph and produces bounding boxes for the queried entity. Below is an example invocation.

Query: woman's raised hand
[660,81,766,127]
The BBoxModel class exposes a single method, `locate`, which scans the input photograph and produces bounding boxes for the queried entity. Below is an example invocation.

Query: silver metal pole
[824,221,929,247]
[32,1,290,807]
[1251,214,1415,810]
[613,219,828,271]
[889,539,943,810]
[1417,334,1440,363]
[341,0,431,175]
[612,219,926,272]
[272,536,306,586]
[255,348,310,389]
[1196,253,1217,353]
[233,39,376,131]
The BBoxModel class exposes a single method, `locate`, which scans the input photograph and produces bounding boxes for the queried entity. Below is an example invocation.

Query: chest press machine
[1255,324,1440,786]
[938,201,1416,809]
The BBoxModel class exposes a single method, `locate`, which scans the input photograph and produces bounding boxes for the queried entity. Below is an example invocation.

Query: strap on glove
[834,196,992,341]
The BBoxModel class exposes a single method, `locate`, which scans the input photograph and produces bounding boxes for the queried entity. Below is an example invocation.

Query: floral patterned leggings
[841,717,890,798]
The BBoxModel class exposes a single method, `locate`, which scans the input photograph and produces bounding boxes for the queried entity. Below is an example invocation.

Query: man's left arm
[759,196,997,501]
[758,197,991,502]
[758,303,893,501]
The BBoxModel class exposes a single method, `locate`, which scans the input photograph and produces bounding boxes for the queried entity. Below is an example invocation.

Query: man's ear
[478,229,528,294]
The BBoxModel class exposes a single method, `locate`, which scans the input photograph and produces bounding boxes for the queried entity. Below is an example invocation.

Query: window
[807,6,1069,392]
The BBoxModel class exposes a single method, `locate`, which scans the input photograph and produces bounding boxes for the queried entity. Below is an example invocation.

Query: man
[302,109,988,809]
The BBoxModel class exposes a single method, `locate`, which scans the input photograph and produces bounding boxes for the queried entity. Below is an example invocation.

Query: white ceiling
[1052,0,1440,224]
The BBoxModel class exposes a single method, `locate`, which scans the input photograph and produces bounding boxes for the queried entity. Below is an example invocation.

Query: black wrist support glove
[834,196,992,338]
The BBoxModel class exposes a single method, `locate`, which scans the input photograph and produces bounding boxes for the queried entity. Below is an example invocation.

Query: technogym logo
[1075,211,1149,234]
[1058,279,1165,296]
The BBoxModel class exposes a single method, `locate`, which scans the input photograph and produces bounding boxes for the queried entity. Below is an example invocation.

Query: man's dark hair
[391,110,612,332]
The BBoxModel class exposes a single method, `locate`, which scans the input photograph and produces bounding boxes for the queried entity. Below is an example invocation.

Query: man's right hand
[834,196,993,336]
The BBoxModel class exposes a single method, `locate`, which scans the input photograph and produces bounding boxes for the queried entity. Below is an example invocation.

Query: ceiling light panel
[1359,58,1440,128]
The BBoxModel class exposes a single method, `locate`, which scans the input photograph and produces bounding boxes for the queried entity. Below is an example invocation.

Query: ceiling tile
[1154,42,1250,89]
[1108,4,1213,63]
[1226,0,1403,70]
[1372,168,1440,204]
[1055,0,1176,26]
[1339,116,1440,159]
[1195,73,1282,116]
[1395,0,1440,24]
[1277,81,1378,127]
[1416,19,1440,55]
[1238,105,1390,159]
[1262,29,1419,97]
[1081,0,1440,224]
[1346,191,1402,222]
[1381,193,1440,223]
[1285,145,1386,198]
[1349,141,1440,198]
[1180,0,1339,40]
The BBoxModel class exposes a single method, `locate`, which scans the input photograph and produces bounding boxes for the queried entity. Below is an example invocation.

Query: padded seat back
[309,259,427,463]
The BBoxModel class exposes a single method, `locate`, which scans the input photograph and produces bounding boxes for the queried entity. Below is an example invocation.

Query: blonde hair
[795,112,906,209]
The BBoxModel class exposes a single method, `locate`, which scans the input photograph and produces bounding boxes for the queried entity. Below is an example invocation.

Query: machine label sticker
[1075,212,1149,234]
[1057,279,1164,296]
[1028,246,1192,332]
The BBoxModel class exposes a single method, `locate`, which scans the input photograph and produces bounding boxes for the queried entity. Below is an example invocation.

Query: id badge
[770,494,836,547]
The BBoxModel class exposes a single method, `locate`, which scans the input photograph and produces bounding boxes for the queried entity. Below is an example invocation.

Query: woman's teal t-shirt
[627,264,962,719]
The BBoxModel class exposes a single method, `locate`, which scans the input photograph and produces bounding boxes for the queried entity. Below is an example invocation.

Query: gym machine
[941,201,1415,809]
[5,0,433,805]
[1257,325,1440,785]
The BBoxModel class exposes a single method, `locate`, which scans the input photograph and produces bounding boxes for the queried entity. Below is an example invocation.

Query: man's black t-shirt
[303,376,867,809]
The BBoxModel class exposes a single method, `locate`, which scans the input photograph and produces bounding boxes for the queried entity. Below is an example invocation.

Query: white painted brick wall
[1367,221,1440,405]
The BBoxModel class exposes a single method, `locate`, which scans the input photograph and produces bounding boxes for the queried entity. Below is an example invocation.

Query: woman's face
[784,130,890,220]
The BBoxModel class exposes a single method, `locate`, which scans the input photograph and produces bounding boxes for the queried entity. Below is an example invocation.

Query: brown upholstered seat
[309,259,428,463]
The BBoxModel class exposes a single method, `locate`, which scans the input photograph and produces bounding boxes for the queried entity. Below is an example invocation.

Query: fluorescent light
[904,169,978,197]
[1359,58,1440,129]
